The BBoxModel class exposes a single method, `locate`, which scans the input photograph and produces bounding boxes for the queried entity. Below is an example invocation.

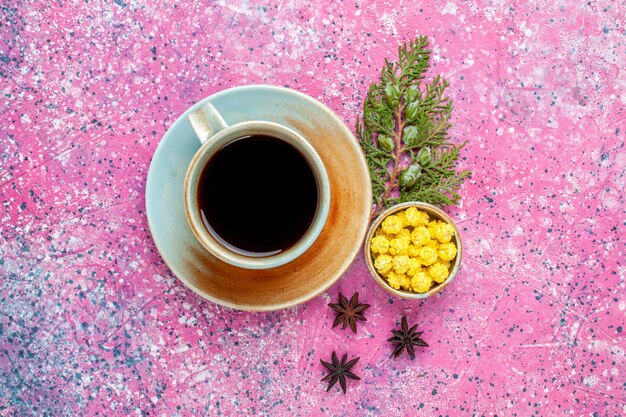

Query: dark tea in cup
[197,134,319,256]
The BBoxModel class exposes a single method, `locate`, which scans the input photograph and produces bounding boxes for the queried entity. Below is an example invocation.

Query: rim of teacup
[184,120,331,270]
[364,201,463,299]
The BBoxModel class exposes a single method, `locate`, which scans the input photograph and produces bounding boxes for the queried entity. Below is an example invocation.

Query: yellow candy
[429,220,455,243]
[386,272,401,289]
[399,274,412,291]
[375,231,394,244]
[411,271,433,293]
[397,228,411,241]
[374,254,393,274]
[406,258,422,276]
[429,263,449,283]
[388,238,410,256]
[427,220,439,236]
[440,224,455,243]
[410,226,430,246]
[427,238,440,249]
[419,246,438,266]
[438,259,451,269]
[393,255,410,274]
[395,210,407,226]
[402,207,418,226]
[403,207,430,227]
[438,242,457,261]
[381,215,403,235]
[387,272,411,290]
[407,244,420,258]
[370,235,390,255]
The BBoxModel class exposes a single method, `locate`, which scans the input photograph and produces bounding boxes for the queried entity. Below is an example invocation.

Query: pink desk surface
[1,0,625,416]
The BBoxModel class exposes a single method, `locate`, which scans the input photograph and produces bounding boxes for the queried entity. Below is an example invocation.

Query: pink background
[1,0,625,415]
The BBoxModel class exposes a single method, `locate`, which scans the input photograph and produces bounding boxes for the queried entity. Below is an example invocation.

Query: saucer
[145,85,372,311]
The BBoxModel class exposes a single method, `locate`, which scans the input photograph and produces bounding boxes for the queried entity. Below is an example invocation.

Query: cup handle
[188,101,229,144]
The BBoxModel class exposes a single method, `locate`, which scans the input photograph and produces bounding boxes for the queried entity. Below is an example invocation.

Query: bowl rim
[364,201,463,299]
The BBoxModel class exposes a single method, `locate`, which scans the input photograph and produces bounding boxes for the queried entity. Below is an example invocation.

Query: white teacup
[184,102,331,270]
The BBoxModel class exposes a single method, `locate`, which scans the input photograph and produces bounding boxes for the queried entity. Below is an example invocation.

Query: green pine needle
[356,36,471,218]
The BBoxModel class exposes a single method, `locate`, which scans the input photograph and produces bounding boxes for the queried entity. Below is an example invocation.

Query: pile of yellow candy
[370,206,458,293]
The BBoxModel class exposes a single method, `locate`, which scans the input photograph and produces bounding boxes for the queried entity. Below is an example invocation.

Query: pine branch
[356,36,471,218]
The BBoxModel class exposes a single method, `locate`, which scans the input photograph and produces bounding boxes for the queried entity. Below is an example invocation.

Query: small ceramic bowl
[364,201,462,299]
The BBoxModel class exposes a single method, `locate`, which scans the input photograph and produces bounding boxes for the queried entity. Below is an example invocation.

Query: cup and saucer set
[146,85,372,311]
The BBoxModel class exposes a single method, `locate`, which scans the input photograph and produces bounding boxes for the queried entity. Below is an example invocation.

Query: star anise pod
[328,292,371,333]
[320,351,361,394]
[388,316,429,359]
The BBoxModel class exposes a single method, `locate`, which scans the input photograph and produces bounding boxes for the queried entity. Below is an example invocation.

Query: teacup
[184,101,331,269]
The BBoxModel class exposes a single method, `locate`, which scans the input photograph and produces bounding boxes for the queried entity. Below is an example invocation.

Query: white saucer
[146,85,371,311]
